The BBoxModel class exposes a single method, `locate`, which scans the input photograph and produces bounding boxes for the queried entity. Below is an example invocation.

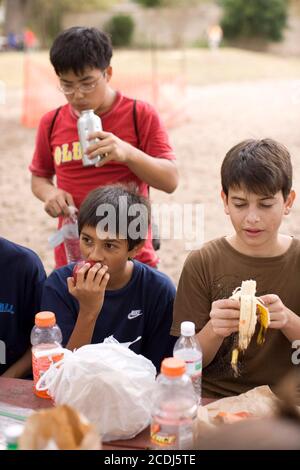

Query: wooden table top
[0,377,214,450]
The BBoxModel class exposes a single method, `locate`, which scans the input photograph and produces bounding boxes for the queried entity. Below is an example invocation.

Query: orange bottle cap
[35,311,56,328]
[161,357,186,377]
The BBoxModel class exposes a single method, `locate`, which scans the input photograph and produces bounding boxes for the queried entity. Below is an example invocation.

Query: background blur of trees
[134,0,206,6]
[220,0,288,41]
[3,0,119,46]
[2,0,212,47]
[1,0,291,49]
[104,13,135,47]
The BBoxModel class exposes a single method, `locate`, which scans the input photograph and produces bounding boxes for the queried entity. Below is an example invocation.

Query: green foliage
[133,0,205,6]
[162,0,210,5]
[104,14,135,47]
[61,0,118,11]
[134,0,162,6]
[26,0,119,46]
[220,0,288,41]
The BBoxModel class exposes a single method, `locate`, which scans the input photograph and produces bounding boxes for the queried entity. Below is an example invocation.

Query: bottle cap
[67,205,77,216]
[4,424,24,444]
[161,357,186,377]
[35,311,56,328]
[180,321,195,337]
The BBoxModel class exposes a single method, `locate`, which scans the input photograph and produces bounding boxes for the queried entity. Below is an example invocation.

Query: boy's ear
[221,190,230,215]
[105,66,113,83]
[128,241,145,259]
[284,190,296,215]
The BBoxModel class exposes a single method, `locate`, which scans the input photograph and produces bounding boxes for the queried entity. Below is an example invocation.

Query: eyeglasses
[58,74,105,95]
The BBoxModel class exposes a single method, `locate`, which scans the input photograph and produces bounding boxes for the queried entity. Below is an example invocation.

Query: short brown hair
[221,139,293,200]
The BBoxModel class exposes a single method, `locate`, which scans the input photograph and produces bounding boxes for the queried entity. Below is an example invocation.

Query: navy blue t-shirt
[41,260,177,371]
[0,238,46,374]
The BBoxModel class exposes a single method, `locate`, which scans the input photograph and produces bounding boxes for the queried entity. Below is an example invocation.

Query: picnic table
[0,377,214,450]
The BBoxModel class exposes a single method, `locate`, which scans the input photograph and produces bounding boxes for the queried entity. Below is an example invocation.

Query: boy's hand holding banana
[230,280,270,375]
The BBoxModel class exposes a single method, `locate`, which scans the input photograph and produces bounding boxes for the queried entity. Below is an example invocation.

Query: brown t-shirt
[172,237,300,398]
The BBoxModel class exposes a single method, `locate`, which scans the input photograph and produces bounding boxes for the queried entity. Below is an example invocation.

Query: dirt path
[1,79,300,283]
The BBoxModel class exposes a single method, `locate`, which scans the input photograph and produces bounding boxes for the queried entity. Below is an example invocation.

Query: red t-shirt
[30,92,175,268]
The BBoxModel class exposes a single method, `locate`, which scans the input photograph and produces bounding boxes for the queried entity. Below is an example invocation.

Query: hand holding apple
[72,260,97,284]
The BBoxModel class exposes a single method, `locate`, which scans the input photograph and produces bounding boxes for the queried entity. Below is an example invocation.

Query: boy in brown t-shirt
[172,138,300,398]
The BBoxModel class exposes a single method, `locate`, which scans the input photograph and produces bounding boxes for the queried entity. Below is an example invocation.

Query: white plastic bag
[36,342,156,441]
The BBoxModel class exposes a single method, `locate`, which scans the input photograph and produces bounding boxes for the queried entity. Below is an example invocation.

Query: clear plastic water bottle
[31,311,63,399]
[62,206,82,263]
[150,357,198,450]
[173,321,202,404]
[77,109,103,166]
[4,424,24,450]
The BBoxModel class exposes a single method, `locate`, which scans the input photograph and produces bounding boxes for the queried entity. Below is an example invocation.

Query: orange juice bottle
[31,311,63,399]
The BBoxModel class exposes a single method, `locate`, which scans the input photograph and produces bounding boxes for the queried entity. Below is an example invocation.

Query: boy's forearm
[31,175,55,202]
[196,321,224,367]
[1,349,32,378]
[126,147,178,194]
[66,310,98,351]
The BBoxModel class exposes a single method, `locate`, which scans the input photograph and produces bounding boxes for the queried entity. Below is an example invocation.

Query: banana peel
[230,280,270,376]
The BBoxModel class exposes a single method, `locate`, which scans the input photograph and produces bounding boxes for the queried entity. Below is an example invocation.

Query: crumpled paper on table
[194,385,277,441]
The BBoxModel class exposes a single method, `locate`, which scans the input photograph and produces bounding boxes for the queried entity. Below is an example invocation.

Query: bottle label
[78,112,103,166]
[7,443,18,450]
[61,222,79,239]
[48,228,64,248]
[32,350,63,398]
[150,416,194,450]
[185,359,202,378]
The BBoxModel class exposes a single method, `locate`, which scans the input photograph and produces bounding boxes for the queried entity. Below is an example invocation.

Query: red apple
[72,260,97,284]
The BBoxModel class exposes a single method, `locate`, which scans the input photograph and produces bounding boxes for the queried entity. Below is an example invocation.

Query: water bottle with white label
[77,109,103,166]
[173,321,202,404]
[4,424,24,450]
[151,358,198,450]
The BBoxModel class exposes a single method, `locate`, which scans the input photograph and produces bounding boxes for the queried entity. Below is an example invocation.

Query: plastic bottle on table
[150,357,198,450]
[62,206,82,263]
[4,424,24,450]
[173,321,202,404]
[31,311,63,399]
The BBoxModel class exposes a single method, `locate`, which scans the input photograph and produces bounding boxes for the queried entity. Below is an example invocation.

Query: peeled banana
[230,280,270,375]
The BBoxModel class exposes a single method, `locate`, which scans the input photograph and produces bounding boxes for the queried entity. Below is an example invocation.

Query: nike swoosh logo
[128,310,143,320]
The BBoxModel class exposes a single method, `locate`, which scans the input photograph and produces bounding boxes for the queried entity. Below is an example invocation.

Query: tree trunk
[4,0,29,35]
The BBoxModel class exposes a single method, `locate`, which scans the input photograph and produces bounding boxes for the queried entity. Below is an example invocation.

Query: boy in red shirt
[30,26,178,268]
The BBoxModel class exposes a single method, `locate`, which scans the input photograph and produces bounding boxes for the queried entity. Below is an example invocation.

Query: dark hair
[78,185,151,251]
[50,26,113,76]
[221,138,293,201]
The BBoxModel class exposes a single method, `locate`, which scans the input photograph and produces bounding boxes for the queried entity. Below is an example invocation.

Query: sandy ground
[1,75,300,284]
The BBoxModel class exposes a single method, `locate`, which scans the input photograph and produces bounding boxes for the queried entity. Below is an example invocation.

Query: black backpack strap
[133,99,141,149]
[48,106,62,141]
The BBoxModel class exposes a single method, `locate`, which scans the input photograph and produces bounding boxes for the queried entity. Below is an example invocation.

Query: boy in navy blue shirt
[0,238,46,377]
[41,185,176,371]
